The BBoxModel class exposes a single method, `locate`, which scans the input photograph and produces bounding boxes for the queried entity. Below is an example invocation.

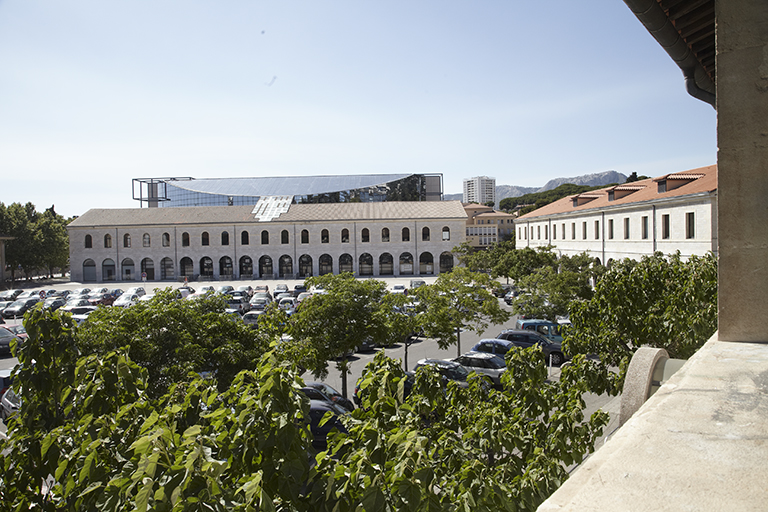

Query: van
[514,319,564,343]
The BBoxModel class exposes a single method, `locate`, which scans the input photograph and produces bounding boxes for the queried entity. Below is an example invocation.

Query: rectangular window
[624,218,630,239]
[608,219,614,240]
[686,212,695,239]
[537,226,540,239]
[662,214,670,239]
[642,216,649,239]
[594,220,600,239]
[582,222,587,240]
[562,224,565,239]
[571,223,576,240]
[544,225,548,239]
[553,224,557,240]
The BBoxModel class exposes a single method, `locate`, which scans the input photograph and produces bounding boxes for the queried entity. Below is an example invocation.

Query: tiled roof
[68,201,467,228]
[518,165,717,220]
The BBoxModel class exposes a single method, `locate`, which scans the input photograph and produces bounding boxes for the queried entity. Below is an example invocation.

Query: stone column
[717,0,768,341]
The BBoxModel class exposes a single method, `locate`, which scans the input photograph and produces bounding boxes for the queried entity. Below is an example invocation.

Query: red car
[87,293,115,306]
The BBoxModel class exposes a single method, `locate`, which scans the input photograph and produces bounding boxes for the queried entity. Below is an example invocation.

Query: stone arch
[339,253,353,273]
[419,252,434,275]
[319,254,333,275]
[83,259,97,282]
[379,253,394,275]
[399,252,414,275]
[359,253,373,276]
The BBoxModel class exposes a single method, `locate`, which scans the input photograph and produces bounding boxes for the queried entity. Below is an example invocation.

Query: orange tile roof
[518,165,717,220]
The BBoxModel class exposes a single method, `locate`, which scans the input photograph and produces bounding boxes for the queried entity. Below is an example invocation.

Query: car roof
[515,319,553,325]
[415,358,460,368]
[458,351,500,359]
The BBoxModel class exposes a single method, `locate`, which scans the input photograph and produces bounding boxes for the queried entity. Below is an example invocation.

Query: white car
[388,284,407,295]
[113,294,139,308]
[124,286,146,298]
[278,297,298,315]
[452,352,507,387]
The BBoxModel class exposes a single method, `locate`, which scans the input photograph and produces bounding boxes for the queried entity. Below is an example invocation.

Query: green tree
[76,288,270,398]
[0,202,42,281]
[36,206,70,277]
[564,251,718,393]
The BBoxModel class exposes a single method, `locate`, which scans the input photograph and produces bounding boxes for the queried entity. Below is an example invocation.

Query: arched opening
[240,256,253,277]
[160,257,174,280]
[359,253,373,276]
[241,231,249,245]
[381,228,390,242]
[123,233,131,248]
[341,229,350,243]
[321,229,329,243]
[439,252,454,273]
[319,254,333,275]
[141,258,155,280]
[104,234,112,249]
[402,227,410,242]
[399,252,414,275]
[182,232,189,247]
[299,254,313,277]
[219,256,233,277]
[162,233,170,247]
[339,253,353,273]
[361,228,370,243]
[379,253,394,275]
[121,258,135,281]
[200,257,213,277]
[261,230,269,245]
[442,226,450,241]
[279,255,293,277]
[180,257,194,277]
[102,258,116,281]
[221,231,230,246]
[419,252,434,275]
[85,234,92,249]
[301,229,309,244]
[259,256,273,278]
[281,230,289,244]
[83,259,96,282]
[202,232,210,246]
[422,227,430,242]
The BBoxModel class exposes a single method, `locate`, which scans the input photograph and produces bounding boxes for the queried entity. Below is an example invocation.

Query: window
[143,234,151,247]
[321,229,329,243]
[582,222,587,240]
[624,218,630,239]
[642,216,649,240]
[382,228,390,242]
[361,228,370,243]
[202,232,209,246]
[261,230,269,245]
[537,226,541,239]
[85,234,93,249]
[686,212,695,239]
[594,220,600,239]
[553,224,557,240]
[442,227,450,241]
[104,234,112,248]
[221,231,229,246]
[562,224,565,240]
[662,214,670,239]
[422,227,430,241]
[182,232,189,247]
[301,229,309,244]
[281,230,289,244]
[241,231,249,245]
[341,229,349,243]
[608,219,614,240]
[402,227,410,242]
[162,233,170,247]
[544,225,548,240]
[571,223,576,240]
[123,234,131,248]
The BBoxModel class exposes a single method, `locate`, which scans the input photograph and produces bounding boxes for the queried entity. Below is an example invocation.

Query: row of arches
[84,226,452,249]
[81,252,456,282]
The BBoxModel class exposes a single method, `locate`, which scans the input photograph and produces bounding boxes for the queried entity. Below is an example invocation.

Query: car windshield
[443,364,469,381]
[485,355,506,369]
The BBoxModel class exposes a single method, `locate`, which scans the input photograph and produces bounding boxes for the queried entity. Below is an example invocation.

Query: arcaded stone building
[67,200,467,283]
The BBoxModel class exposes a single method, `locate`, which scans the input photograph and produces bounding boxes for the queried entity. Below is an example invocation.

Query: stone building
[462,204,516,249]
[67,200,466,283]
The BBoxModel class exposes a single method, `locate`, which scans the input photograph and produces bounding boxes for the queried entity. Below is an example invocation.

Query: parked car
[216,285,234,295]
[226,297,250,314]
[278,297,298,315]
[251,291,273,303]
[1,387,20,422]
[494,329,568,366]
[453,352,507,387]
[69,288,92,300]
[514,319,564,343]
[6,325,28,343]
[249,297,271,311]
[300,387,349,416]
[409,279,426,291]
[413,358,470,388]
[2,298,41,319]
[0,326,17,353]
[14,290,37,300]
[236,285,254,298]
[176,287,195,299]
[388,284,407,295]
[293,284,307,297]
[0,368,13,396]
[296,292,313,304]
[124,286,146,297]
[88,292,115,306]
[0,301,13,316]
[60,298,92,313]
[71,307,99,324]
[242,310,265,328]
[304,381,354,412]
[228,290,250,300]
[113,294,140,308]
[307,400,348,451]
[274,284,289,295]
[0,290,23,301]
[51,289,71,299]
[108,288,124,299]
[253,285,269,293]
[90,287,109,295]
[42,297,67,311]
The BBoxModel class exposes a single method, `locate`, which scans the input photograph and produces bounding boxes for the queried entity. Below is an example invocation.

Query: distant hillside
[498,182,620,214]
[446,170,627,203]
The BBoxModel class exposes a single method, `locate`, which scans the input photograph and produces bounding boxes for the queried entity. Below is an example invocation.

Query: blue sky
[0,0,716,218]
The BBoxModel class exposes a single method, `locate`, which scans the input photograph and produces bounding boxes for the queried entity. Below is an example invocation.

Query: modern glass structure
[132,174,443,208]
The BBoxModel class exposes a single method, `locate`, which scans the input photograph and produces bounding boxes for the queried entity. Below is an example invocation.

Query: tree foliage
[498,183,619,215]
[564,251,718,392]
[76,289,271,398]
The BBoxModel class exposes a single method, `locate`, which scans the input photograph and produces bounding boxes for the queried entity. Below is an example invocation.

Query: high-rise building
[463,176,496,205]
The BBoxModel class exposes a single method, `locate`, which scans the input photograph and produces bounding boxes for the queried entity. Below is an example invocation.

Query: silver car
[453,352,507,387]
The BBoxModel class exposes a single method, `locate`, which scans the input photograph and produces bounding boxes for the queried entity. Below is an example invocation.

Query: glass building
[133,174,443,208]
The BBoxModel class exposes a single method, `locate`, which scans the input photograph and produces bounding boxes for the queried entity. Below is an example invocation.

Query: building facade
[462,176,496,205]
[133,174,444,208]
[67,201,467,283]
[516,165,717,264]
[463,204,516,249]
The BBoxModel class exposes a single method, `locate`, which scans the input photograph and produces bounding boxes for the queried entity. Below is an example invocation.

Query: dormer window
[658,180,667,193]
